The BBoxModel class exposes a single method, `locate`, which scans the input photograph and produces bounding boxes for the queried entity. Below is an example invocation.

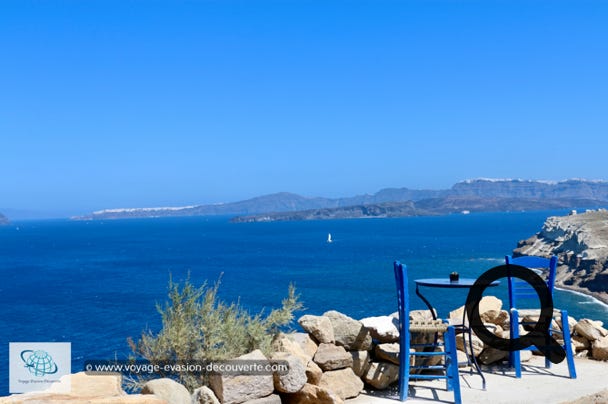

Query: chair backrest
[505,255,558,309]
[393,261,410,364]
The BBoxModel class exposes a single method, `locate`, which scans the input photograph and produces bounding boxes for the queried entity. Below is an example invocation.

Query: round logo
[464,264,566,364]
[20,350,59,376]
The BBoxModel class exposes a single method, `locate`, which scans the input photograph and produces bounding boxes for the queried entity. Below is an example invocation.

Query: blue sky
[1,1,607,216]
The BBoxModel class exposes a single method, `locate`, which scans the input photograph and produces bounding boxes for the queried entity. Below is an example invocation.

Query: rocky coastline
[513,209,608,305]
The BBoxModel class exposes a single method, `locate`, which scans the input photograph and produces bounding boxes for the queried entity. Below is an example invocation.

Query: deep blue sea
[1,211,608,395]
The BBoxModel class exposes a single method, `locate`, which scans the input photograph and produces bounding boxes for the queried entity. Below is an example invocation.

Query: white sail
[327,233,333,243]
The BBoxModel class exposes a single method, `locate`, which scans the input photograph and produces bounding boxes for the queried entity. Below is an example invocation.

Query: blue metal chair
[394,261,462,403]
[505,255,577,379]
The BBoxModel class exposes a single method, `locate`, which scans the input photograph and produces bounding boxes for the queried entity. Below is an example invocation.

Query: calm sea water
[1,211,607,394]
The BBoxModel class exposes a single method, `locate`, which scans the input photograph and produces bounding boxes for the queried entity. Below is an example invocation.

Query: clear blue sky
[1,1,607,216]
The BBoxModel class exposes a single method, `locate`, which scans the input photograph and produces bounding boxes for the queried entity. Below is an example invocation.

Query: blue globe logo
[20,350,59,377]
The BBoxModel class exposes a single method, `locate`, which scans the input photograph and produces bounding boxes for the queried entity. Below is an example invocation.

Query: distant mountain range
[75,179,608,221]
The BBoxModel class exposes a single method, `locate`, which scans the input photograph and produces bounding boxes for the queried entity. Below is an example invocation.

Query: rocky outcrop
[513,210,608,303]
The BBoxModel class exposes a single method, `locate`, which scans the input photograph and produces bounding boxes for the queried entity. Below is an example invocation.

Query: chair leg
[560,310,577,379]
[445,326,462,404]
[510,309,522,378]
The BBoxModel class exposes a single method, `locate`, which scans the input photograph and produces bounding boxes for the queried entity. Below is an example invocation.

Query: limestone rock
[192,386,220,404]
[492,310,510,328]
[374,343,400,365]
[318,368,363,400]
[323,310,372,350]
[291,333,319,358]
[305,360,323,385]
[283,383,344,404]
[271,352,307,393]
[141,378,190,404]
[456,333,484,357]
[591,335,608,360]
[362,362,399,390]
[450,296,502,326]
[65,372,124,397]
[512,210,608,300]
[492,324,504,336]
[408,309,436,322]
[272,333,313,362]
[349,350,371,377]
[0,372,164,403]
[313,343,353,371]
[360,315,399,343]
[572,334,591,351]
[209,350,274,404]
[298,315,335,344]
[1,395,165,403]
[478,347,508,365]
[242,395,282,404]
[575,319,608,341]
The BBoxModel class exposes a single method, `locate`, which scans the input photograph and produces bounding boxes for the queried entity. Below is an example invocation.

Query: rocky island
[232,197,606,223]
[513,209,608,303]
[76,179,608,222]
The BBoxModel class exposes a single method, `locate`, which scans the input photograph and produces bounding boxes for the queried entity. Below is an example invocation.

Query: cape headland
[514,209,608,304]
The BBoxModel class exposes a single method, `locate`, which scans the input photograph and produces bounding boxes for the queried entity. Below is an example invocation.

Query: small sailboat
[327,233,333,243]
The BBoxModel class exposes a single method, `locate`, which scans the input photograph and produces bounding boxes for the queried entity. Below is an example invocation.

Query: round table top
[414,278,500,288]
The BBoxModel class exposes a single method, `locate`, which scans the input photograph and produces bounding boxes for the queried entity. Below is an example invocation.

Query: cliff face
[452,179,608,199]
[513,210,608,302]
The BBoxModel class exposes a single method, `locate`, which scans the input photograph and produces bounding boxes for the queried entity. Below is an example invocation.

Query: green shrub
[128,274,302,390]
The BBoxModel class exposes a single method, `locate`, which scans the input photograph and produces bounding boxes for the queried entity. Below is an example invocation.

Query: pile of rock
[6,300,608,404]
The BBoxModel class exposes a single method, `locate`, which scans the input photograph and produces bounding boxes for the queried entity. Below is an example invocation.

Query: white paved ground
[348,356,608,404]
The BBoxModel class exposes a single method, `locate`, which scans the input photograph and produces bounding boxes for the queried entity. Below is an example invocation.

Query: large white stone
[360,315,399,343]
